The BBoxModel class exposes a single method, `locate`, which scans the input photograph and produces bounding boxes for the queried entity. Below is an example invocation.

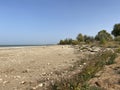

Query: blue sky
[0,0,120,45]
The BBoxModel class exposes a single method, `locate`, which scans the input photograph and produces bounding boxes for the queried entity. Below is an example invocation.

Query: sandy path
[0,45,79,90]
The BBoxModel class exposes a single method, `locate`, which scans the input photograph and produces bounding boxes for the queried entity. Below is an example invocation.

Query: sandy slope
[0,45,79,90]
[89,55,120,90]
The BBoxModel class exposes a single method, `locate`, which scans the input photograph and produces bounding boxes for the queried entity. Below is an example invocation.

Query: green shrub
[100,38,106,45]
[72,40,79,45]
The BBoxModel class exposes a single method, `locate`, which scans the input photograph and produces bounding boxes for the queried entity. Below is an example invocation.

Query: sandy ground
[0,45,79,90]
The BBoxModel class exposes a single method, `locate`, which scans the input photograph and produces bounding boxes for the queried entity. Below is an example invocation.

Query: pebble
[79,65,83,67]
[47,63,50,65]
[38,83,43,87]
[50,72,53,74]
[0,78,3,82]
[20,81,26,84]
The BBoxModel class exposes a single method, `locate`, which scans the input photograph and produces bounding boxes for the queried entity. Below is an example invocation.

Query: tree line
[59,23,120,45]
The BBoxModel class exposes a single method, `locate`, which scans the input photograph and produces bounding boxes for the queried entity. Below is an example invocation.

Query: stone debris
[3,80,10,86]
[42,72,46,76]
[32,83,43,90]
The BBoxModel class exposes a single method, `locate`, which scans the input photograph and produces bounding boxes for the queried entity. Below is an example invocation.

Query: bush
[100,38,106,45]
[59,38,73,45]
[114,36,120,41]
[71,40,79,45]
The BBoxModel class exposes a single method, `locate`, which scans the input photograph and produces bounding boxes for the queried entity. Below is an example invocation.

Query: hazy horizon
[0,0,120,45]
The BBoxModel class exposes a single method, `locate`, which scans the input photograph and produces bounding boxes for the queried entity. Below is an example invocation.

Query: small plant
[89,86,103,90]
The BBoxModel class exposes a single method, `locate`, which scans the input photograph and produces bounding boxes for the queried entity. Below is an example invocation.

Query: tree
[84,35,95,43]
[59,38,73,45]
[76,33,84,42]
[112,23,120,37]
[95,30,113,41]
[59,40,65,45]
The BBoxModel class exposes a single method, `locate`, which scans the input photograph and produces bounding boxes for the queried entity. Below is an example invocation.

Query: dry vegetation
[48,48,118,90]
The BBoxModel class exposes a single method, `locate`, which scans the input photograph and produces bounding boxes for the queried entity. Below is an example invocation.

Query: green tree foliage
[59,39,79,45]
[64,38,72,44]
[76,33,84,42]
[112,23,120,37]
[100,38,106,44]
[95,30,113,41]
[59,40,65,45]
[84,35,95,43]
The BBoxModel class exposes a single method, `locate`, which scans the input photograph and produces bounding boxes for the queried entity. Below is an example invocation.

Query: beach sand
[0,45,79,90]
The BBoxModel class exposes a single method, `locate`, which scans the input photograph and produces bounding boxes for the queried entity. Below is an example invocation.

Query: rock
[91,47,101,52]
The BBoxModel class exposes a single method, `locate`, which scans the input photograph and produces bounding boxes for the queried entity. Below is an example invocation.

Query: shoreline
[0,44,58,49]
